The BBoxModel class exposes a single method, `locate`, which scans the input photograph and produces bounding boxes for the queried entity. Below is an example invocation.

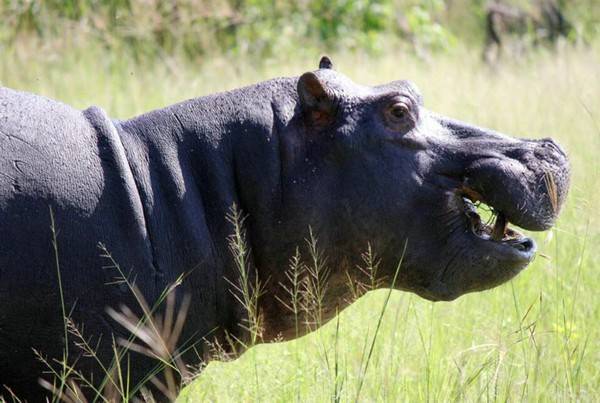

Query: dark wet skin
[0,57,569,400]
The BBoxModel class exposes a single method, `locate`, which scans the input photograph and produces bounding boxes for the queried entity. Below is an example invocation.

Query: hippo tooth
[491,212,508,241]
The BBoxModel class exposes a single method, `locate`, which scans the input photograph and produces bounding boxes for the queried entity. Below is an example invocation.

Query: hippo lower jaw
[418,190,539,302]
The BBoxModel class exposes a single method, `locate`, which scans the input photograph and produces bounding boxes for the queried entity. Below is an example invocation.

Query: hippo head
[268,57,570,303]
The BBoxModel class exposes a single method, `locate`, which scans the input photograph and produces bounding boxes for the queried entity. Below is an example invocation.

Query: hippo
[0,57,569,400]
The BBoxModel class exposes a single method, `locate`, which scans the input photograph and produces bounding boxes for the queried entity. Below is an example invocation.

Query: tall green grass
[1,44,598,401]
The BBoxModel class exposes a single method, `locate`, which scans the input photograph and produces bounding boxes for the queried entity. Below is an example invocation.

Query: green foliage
[0,0,457,59]
[406,1,456,51]
[2,0,598,60]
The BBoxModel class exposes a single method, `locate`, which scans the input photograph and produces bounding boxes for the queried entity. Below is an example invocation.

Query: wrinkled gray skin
[0,58,569,400]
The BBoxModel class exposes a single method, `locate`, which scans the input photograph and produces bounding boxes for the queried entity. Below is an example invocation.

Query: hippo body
[0,59,569,400]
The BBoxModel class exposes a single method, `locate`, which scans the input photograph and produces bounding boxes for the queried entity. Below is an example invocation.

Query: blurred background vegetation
[1,0,598,63]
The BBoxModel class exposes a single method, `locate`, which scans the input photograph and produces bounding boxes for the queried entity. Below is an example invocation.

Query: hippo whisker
[544,170,559,214]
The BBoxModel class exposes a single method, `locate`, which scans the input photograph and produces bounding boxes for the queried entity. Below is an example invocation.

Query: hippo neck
[115,78,299,338]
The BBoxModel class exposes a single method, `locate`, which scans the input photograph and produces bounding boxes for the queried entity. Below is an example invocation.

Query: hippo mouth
[460,195,535,254]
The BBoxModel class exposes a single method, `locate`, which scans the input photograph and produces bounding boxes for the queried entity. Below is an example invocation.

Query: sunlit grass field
[2,44,598,401]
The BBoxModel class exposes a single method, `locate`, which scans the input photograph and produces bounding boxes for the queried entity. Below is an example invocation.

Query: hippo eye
[389,103,409,120]
[384,101,415,132]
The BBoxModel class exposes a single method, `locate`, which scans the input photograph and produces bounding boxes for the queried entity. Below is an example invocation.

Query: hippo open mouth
[461,195,535,253]
[458,144,565,248]
[463,197,532,244]
[458,162,555,252]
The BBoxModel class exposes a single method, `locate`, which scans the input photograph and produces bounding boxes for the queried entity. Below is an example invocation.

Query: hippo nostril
[513,237,536,252]
[521,238,534,250]
[539,138,567,158]
[534,139,568,165]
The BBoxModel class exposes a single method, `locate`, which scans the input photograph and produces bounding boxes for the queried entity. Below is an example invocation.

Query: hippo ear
[297,72,335,127]
[319,56,333,69]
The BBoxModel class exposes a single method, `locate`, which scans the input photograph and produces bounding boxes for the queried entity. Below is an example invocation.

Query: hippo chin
[0,57,569,399]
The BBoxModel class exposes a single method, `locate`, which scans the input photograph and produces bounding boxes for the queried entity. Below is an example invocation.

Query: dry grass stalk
[299,228,330,331]
[107,291,191,401]
[276,248,305,337]
[225,204,265,345]
[346,243,382,302]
